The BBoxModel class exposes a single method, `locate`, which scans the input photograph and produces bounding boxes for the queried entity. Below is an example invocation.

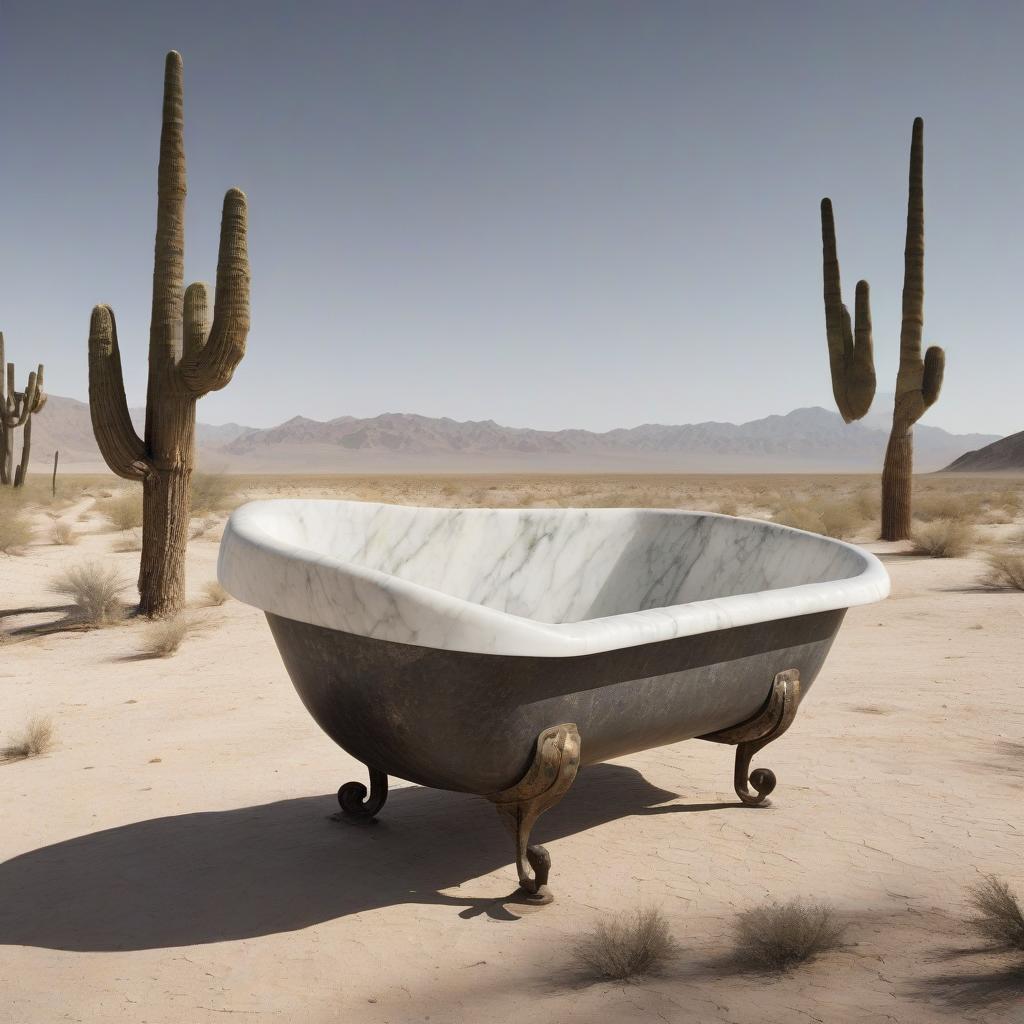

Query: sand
[1,478,1022,1023]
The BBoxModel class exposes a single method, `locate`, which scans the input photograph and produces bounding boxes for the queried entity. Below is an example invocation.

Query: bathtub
[219,500,889,903]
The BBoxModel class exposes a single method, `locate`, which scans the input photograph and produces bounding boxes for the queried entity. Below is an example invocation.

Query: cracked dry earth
[1,497,1022,1023]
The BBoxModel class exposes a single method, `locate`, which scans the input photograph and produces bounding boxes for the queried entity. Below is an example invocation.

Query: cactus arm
[178,188,250,395]
[31,364,46,413]
[89,304,149,480]
[181,281,211,365]
[821,198,876,422]
[0,332,6,409]
[10,372,37,427]
[13,414,31,487]
[922,345,945,408]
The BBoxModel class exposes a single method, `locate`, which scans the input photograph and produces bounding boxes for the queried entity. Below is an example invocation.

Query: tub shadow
[0,764,741,951]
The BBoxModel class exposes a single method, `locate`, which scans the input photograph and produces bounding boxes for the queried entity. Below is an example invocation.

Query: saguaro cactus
[88,52,250,616]
[0,333,47,488]
[820,118,944,540]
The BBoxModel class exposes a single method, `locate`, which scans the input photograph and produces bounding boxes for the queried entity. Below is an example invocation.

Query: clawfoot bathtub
[219,501,888,903]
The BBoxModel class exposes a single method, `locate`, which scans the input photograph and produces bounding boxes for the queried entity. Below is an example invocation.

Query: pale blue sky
[1,1,1021,435]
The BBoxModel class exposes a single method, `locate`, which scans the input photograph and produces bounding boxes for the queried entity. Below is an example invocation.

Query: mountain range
[943,429,1024,472]
[20,395,1004,474]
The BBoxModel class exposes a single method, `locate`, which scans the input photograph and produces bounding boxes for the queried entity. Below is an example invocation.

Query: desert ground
[1,472,1022,1023]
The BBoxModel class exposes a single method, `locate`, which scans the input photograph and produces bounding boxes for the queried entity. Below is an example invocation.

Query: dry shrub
[0,506,33,553]
[733,898,845,972]
[716,498,739,517]
[203,581,229,606]
[852,487,881,521]
[139,615,194,658]
[967,876,1024,952]
[910,518,976,558]
[190,516,218,541]
[113,529,143,553]
[574,907,679,980]
[50,521,78,546]
[773,504,824,535]
[980,552,1024,591]
[1,716,55,762]
[191,473,238,515]
[99,491,143,531]
[818,500,866,540]
[913,492,982,523]
[49,562,129,625]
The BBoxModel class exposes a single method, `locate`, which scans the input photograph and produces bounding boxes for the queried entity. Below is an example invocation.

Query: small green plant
[49,563,129,625]
[1,716,55,762]
[733,898,846,972]
[910,518,976,558]
[573,907,679,981]
[202,580,229,606]
[967,876,1024,952]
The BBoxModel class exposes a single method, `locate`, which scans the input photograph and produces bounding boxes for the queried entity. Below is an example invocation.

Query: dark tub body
[267,607,845,794]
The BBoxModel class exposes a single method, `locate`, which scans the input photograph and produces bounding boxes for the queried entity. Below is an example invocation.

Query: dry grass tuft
[773,504,824,535]
[979,552,1024,591]
[113,528,143,553]
[191,473,238,515]
[967,876,1024,952]
[573,907,679,981]
[733,898,846,972]
[139,614,196,658]
[1,716,55,762]
[50,521,78,546]
[0,506,34,553]
[910,518,976,558]
[49,563,129,625]
[99,491,144,532]
[202,581,230,606]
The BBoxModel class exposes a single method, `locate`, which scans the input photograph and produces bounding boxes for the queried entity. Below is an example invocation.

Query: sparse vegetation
[139,614,194,658]
[967,876,1024,953]
[49,562,129,625]
[203,580,230,606]
[910,518,976,558]
[1,716,55,762]
[573,907,679,981]
[733,898,846,972]
[50,521,78,545]
[99,491,144,532]
[191,473,238,515]
[0,505,33,553]
[113,528,143,552]
[980,551,1024,591]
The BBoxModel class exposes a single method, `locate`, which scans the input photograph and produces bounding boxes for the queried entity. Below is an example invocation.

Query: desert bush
[773,504,825,535]
[99,491,143,531]
[50,521,78,546]
[913,492,982,523]
[0,506,34,553]
[139,614,194,658]
[733,898,846,972]
[49,563,129,625]
[203,581,229,606]
[716,498,739,517]
[113,529,143,553]
[573,907,679,980]
[980,552,1024,591]
[819,500,866,540]
[190,472,238,514]
[967,876,1024,952]
[910,518,976,558]
[1,716,55,761]
[852,486,881,522]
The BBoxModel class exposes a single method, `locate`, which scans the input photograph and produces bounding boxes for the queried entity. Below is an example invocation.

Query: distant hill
[943,430,1024,473]
[24,396,1001,474]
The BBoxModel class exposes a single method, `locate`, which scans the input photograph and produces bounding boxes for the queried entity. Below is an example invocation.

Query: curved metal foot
[487,723,581,905]
[337,767,389,822]
[699,669,802,806]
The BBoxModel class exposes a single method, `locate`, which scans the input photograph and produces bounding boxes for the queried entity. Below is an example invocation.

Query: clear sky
[1,1,1021,435]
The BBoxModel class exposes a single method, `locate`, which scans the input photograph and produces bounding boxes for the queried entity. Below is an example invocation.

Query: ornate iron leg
[486,723,581,905]
[337,767,389,821]
[699,669,802,806]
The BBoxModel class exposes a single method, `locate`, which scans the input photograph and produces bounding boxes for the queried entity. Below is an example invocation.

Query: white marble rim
[218,499,890,658]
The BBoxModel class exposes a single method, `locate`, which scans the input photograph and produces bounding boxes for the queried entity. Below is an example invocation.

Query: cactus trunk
[881,425,914,541]
[0,333,46,489]
[87,52,250,617]
[13,415,31,488]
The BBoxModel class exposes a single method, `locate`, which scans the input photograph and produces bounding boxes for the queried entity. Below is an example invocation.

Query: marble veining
[218,500,890,656]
